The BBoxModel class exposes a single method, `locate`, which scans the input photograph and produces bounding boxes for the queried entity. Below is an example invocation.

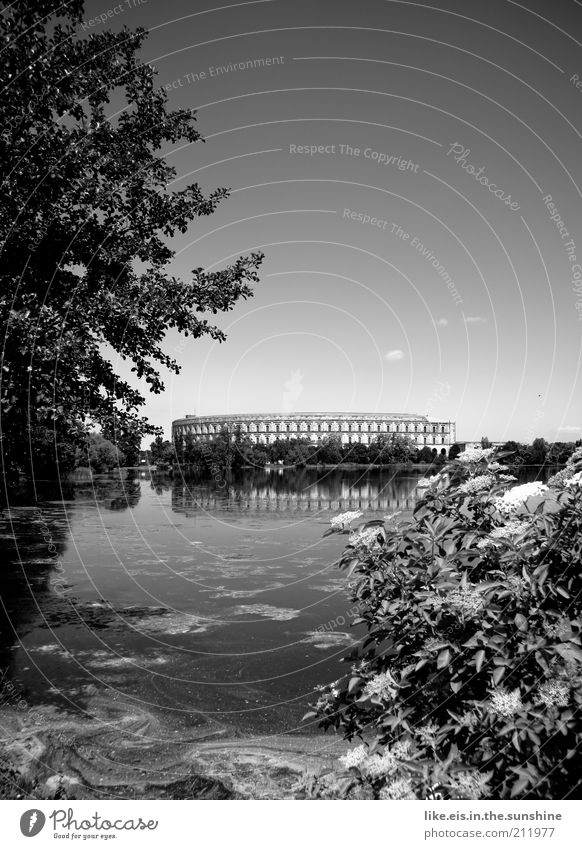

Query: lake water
[0,467,427,738]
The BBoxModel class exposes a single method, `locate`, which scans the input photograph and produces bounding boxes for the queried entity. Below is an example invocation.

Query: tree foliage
[0,0,263,481]
[77,432,125,473]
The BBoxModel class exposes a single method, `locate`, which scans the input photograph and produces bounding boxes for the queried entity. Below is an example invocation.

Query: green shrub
[307,448,582,799]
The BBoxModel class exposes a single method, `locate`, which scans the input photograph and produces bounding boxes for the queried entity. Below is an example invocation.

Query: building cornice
[173,412,435,424]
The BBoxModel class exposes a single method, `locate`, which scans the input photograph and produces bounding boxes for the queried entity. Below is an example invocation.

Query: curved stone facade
[172,412,456,447]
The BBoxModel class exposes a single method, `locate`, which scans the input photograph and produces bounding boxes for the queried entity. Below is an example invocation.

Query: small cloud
[557,425,581,433]
[385,349,404,361]
[435,318,448,327]
[464,316,487,324]
[282,369,304,412]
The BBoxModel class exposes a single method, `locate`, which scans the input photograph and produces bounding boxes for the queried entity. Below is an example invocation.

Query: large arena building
[172,412,456,448]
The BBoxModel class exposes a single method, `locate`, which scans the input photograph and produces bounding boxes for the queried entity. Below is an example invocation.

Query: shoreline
[0,697,343,800]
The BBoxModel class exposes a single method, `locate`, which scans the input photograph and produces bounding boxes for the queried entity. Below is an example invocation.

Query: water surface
[0,467,426,736]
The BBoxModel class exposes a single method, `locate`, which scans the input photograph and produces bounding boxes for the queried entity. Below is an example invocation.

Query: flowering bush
[306,448,582,799]
[329,510,364,531]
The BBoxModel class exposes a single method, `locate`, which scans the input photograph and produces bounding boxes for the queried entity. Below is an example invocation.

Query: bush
[307,447,582,800]
[77,433,125,473]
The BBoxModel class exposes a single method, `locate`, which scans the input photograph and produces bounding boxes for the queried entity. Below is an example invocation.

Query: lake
[0,467,428,739]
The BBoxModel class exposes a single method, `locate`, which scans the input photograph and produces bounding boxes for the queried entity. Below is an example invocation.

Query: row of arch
[173,415,455,445]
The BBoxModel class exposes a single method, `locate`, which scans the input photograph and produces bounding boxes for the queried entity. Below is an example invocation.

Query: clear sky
[84,0,582,443]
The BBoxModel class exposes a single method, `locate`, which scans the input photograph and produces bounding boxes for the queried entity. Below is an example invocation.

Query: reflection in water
[73,474,142,511]
[0,477,141,673]
[0,465,551,736]
[171,467,425,515]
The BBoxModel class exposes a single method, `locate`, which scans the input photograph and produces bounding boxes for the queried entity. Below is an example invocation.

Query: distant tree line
[143,432,582,476]
[496,437,580,468]
[77,431,582,477]
[151,429,450,472]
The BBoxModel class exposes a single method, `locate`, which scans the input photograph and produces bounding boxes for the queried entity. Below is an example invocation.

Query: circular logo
[19,810,46,837]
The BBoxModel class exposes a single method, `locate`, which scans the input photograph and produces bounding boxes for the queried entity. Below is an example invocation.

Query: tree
[547,441,576,466]
[268,438,289,463]
[149,436,174,466]
[448,443,461,461]
[418,446,435,463]
[0,1,263,482]
[79,432,125,472]
[369,434,417,464]
[285,441,314,467]
[481,436,491,448]
[345,442,370,464]
[102,421,141,466]
[317,436,343,465]
[530,437,549,466]
[499,441,530,467]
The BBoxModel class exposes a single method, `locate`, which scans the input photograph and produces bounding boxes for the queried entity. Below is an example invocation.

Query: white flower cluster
[379,777,416,800]
[339,744,368,770]
[449,587,486,617]
[459,711,479,730]
[364,746,412,783]
[416,722,438,749]
[506,575,528,597]
[330,510,363,529]
[342,740,412,780]
[391,740,412,760]
[348,526,383,552]
[548,448,582,488]
[417,474,440,487]
[477,519,531,549]
[364,751,397,779]
[430,588,485,618]
[546,617,572,640]
[457,447,496,464]
[538,680,569,709]
[489,688,523,718]
[490,519,531,539]
[363,670,397,701]
[458,474,495,495]
[494,482,548,515]
[452,771,490,800]
[564,471,582,488]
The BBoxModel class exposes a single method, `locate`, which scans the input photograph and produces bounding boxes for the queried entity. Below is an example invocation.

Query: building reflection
[171,468,426,515]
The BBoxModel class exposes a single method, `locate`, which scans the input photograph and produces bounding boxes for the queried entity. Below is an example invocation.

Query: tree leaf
[474,649,486,672]
[437,648,451,669]
[492,666,505,685]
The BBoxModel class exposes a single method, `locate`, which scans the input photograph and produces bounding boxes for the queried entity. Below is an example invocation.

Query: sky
[82,0,582,442]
